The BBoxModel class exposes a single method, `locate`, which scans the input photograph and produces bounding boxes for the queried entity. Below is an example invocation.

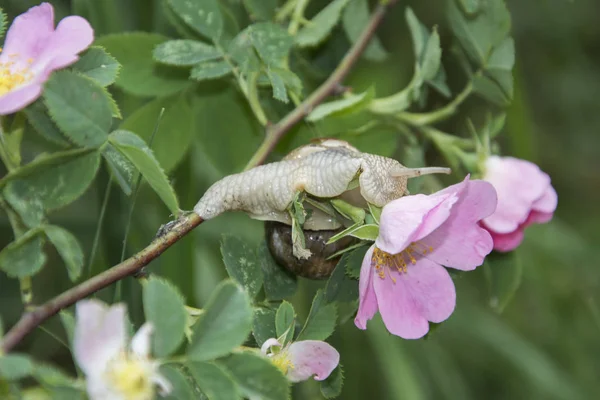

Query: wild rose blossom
[0,2,93,115]
[480,156,558,252]
[355,177,497,339]
[261,338,340,382]
[74,299,171,400]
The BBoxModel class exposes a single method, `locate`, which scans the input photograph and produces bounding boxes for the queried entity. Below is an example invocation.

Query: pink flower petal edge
[0,2,93,115]
[286,340,340,383]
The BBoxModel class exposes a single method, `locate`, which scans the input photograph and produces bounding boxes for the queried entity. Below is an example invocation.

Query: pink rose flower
[355,177,497,339]
[480,156,558,252]
[261,338,340,382]
[0,2,93,115]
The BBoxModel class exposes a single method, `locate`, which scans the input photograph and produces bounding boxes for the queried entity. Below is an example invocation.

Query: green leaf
[160,365,196,400]
[405,8,429,60]
[258,242,298,301]
[143,277,187,357]
[153,39,222,66]
[187,280,253,361]
[327,223,379,244]
[307,90,373,122]
[23,100,70,147]
[44,71,111,147]
[342,0,387,62]
[0,9,6,38]
[484,251,523,312]
[447,0,511,66]
[108,130,179,215]
[43,225,84,282]
[267,69,289,103]
[296,0,351,47]
[252,307,277,346]
[324,257,358,303]
[248,23,293,67]
[0,229,46,278]
[320,364,344,399]
[3,185,44,229]
[420,29,442,81]
[220,235,263,299]
[459,0,480,14]
[95,32,190,97]
[472,74,511,106]
[166,0,223,41]
[3,150,100,214]
[242,0,278,21]
[59,311,76,348]
[218,352,290,400]
[344,245,369,279]
[190,60,233,81]
[275,301,295,345]
[0,354,33,380]
[297,290,337,341]
[120,94,194,172]
[102,144,135,195]
[72,46,120,86]
[188,362,241,400]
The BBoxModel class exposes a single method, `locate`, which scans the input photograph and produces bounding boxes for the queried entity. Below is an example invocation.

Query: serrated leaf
[296,290,337,341]
[275,301,295,345]
[421,29,442,81]
[0,354,33,380]
[102,144,135,195]
[120,94,194,172]
[220,235,263,299]
[320,364,344,399]
[187,280,253,361]
[167,0,223,41]
[296,0,351,47]
[190,60,233,81]
[405,8,430,59]
[242,0,278,21]
[160,365,196,400]
[109,130,179,215]
[188,362,241,400]
[44,71,111,147]
[267,69,289,103]
[44,225,84,282]
[258,242,298,301]
[307,90,373,122]
[3,184,44,229]
[95,32,190,97]
[472,74,510,106]
[143,277,187,357]
[2,151,100,212]
[344,245,369,279]
[153,40,222,66]
[252,307,277,346]
[248,23,293,67]
[218,352,290,400]
[0,8,6,38]
[72,46,120,86]
[0,229,46,278]
[342,0,387,62]
[324,257,358,303]
[484,251,523,312]
[23,100,70,147]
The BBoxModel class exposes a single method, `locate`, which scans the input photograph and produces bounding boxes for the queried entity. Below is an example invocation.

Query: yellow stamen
[271,351,295,375]
[372,242,434,282]
[105,353,153,400]
[0,52,35,96]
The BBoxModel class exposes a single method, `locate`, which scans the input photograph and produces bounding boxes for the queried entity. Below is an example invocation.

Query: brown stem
[1,0,398,353]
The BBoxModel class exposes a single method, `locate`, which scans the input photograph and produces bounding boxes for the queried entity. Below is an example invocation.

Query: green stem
[275,0,298,22]
[288,0,310,35]
[86,179,113,279]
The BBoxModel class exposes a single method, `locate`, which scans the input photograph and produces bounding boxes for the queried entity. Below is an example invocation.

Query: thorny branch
[1,0,399,353]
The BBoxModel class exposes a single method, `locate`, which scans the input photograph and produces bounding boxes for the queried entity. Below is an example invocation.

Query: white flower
[74,299,171,400]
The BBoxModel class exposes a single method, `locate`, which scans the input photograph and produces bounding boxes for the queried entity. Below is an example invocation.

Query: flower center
[0,49,34,96]
[105,354,153,400]
[271,351,295,375]
[372,242,433,282]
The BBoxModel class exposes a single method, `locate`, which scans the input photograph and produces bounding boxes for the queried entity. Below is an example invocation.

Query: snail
[194,139,451,279]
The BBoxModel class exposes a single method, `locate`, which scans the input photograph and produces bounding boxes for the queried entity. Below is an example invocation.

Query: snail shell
[265,221,358,279]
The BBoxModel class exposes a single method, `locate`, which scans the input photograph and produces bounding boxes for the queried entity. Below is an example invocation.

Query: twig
[0,0,397,352]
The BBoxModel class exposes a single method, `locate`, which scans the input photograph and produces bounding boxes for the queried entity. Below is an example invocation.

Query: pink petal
[422,180,496,271]
[74,300,127,376]
[286,340,340,383]
[355,245,378,330]
[131,323,154,358]
[526,210,553,225]
[376,188,460,255]
[373,258,456,339]
[482,156,551,234]
[532,185,557,215]
[1,3,55,61]
[0,83,43,115]
[489,228,524,252]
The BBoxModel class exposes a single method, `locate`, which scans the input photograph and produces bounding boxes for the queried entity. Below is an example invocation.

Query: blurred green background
[1,0,599,399]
